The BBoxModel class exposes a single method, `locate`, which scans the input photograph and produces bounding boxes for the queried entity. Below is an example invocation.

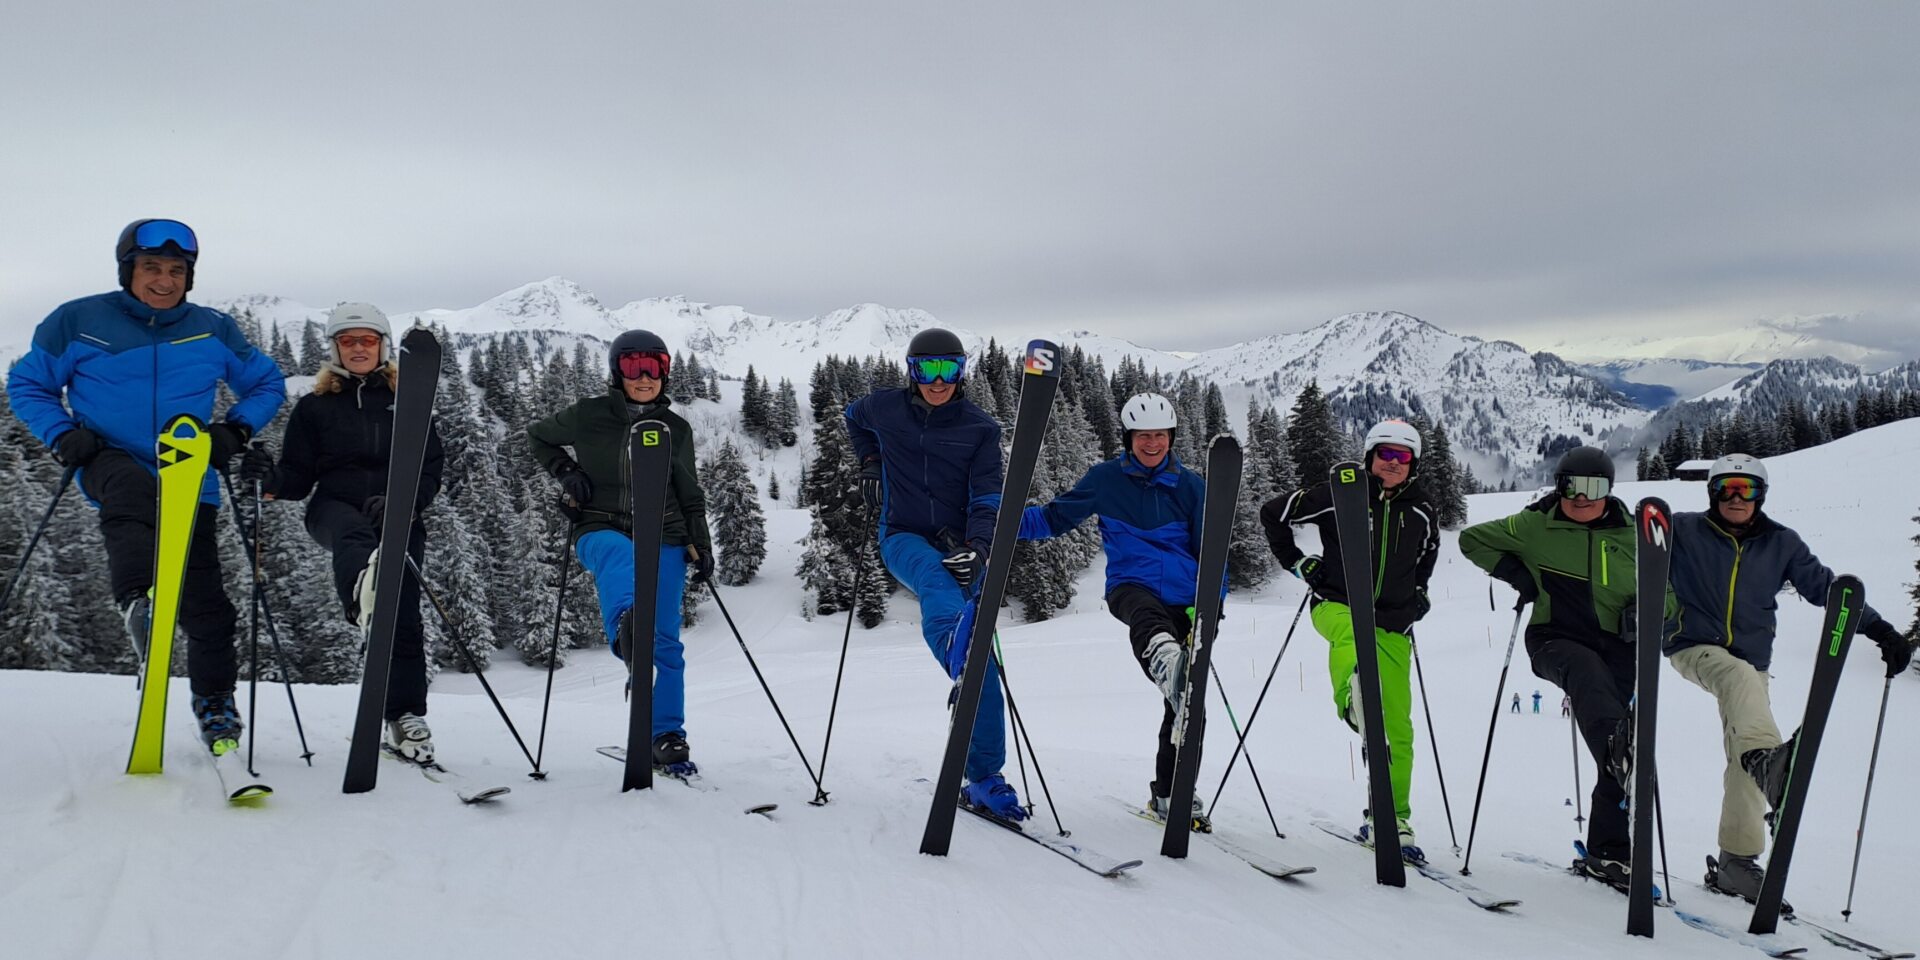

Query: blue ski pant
[576,530,688,740]
[880,531,1006,783]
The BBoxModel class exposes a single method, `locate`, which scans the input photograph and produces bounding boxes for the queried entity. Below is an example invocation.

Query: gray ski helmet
[1707,453,1768,508]
[906,327,965,360]
[116,218,199,293]
[324,302,393,367]
[608,328,671,389]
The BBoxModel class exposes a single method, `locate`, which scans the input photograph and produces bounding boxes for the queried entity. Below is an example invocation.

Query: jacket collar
[114,289,196,327]
[1120,452,1182,487]
[1705,508,1782,541]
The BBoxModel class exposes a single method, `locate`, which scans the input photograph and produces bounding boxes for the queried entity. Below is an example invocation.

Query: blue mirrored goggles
[907,354,966,385]
[129,219,199,260]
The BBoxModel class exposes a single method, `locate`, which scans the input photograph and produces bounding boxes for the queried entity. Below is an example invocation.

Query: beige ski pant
[1670,644,1784,857]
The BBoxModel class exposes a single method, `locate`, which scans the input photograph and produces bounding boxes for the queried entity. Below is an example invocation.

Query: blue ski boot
[191,690,244,755]
[944,599,978,680]
[1358,812,1424,865]
[962,773,1028,821]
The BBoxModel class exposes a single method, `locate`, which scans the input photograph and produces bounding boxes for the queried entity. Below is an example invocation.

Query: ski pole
[245,474,264,777]
[708,578,825,795]
[1410,633,1460,853]
[404,553,541,776]
[220,472,314,765]
[1842,676,1893,921]
[1570,709,1585,824]
[1207,663,1283,838]
[0,466,75,618]
[532,516,573,778]
[811,510,876,806]
[994,640,1067,836]
[1461,604,1527,876]
[1206,593,1308,814]
[1653,777,1674,906]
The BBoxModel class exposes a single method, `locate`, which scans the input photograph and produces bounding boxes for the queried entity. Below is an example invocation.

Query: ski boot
[961,772,1028,822]
[944,600,977,681]
[1705,853,1792,915]
[1741,733,1796,812]
[652,731,697,776]
[1148,787,1211,833]
[120,589,153,667]
[1605,711,1634,790]
[1574,854,1632,893]
[191,690,244,755]
[386,712,435,766]
[1343,669,1364,735]
[1143,633,1187,710]
[1357,811,1423,864]
[351,551,378,632]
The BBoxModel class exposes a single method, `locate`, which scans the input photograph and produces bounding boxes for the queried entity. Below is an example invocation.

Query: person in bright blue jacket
[844,328,1024,820]
[1016,392,1217,828]
[6,219,285,750]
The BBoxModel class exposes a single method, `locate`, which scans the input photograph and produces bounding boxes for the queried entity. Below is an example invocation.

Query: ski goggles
[1371,446,1415,465]
[1561,475,1611,501]
[333,333,383,350]
[1711,476,1763,502]
[616,350,670,380]
[907,355,966,385]
[128,219,199,260]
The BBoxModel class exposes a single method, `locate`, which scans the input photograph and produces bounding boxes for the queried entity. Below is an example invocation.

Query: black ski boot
[652,731,696,776]
[1741,734,1796,812]
[1575,855,1632,893]
[1705,853,1793,915]
[191,690,244,755]
[1147,785,1211,833]
[120,590,152,666]
[617,610,636,662]
[1604,712,1634,788]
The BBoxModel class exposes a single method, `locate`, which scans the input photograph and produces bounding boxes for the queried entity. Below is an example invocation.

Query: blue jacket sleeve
[964,421,1004,547]
[216,316,286,431]
[1020,466,1102,541]
[6,314,83,447]
[1779,529,1885,630]
[844,396,879,464]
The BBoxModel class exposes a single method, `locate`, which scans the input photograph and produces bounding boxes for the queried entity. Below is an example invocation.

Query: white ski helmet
[1707,453,1768,506]
[325,302,393,368]
[1363,419,1422,461]
[1119,393,1178,453]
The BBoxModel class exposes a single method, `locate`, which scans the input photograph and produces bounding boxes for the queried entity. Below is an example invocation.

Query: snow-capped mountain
[1573,358,1760,409]
[1544,315,1905,371]
[1633,356,1920,449]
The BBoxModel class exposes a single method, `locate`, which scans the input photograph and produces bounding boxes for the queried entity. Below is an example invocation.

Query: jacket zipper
[1373,497,1391,601]
[1599,540,1609,586]
[1712,521,1744,648]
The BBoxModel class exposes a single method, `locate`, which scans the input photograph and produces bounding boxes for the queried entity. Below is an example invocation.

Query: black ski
[343,327,442,795]
[1160,434,1240,859]
[1750,575,1865,934]
[1328,460,1403,887]
[380,743,509,804]
[1629,496,1671,936]
[596,744,704,791]
[919,338,1063,857]
[1314,821,1519,910]
[623,419,674,792]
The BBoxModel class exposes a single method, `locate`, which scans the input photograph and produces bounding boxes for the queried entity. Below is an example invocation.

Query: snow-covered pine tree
[705,439,766,586]
[1287,380,1341,491]
[1203,382,1230,443]
[774,378,800,447]
[1247,400,1295,499]
[740,366,770,447]
[268,325,298,376]
[797,510,851,617]
[1007,396,1100,621]
[1412,416,1468,529]
[1635,446,1652,480]
[298,320,327,376]
[767,471,782,504]
[1645,452,1669,480]
[1227,435,1275,591]
[0,431,78,670]
[668,351,697,405]
[1079,356,1120,458]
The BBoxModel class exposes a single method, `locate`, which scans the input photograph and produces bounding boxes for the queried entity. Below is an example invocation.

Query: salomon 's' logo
[1340,468,1356,483]
[642,430,662,447]
[1023,346,1055,375]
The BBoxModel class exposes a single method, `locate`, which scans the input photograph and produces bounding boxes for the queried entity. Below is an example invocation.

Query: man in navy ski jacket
[844,328,1023,820]
[6,219,285,748]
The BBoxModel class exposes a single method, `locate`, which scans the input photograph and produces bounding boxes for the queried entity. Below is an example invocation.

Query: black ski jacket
[268,373,444,516]
[526,391,711,553]
[1260,474,1439,634]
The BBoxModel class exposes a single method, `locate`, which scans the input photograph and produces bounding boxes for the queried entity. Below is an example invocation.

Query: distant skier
[6,219,286,753]
[845,328,1025,820]
[1016,393,1220,830]
[527,330,713,771]
[1664,453,1915,904]
[1261,419,1439,861]
[1510,693,1521,714]
[1459,446,1674,889]
[1561,694,1572,717]
[238,304,444,763]
[1532,690,1542,714]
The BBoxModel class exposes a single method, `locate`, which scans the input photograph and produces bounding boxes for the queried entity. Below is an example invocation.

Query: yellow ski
[127,414,211,775]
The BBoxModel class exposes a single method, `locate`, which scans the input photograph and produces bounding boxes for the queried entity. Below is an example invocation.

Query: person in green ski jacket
[527,329,713,771]
[1458,445,1674,888]
[1261,419,1439,861]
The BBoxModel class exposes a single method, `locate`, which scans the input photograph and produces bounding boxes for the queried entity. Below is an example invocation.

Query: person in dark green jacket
[527,329,714,770]
[1459,446,1673,887]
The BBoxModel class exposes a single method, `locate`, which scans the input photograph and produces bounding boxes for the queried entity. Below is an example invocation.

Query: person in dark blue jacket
[1017,392,1217,829]
[1665,453,1913,903]
[5,219,286,751]
[844,328,1023,820]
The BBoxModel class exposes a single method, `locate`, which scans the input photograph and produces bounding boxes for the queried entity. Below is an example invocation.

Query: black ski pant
[82,449,239,696]
[1107,584,1197,799]
[306,496,429,720]
[1525,627,1635,862]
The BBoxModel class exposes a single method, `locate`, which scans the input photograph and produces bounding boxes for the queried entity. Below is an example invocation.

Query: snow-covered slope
[8,417,1916,960]
[1545,317,1905,372]
[1575,358,1760,409]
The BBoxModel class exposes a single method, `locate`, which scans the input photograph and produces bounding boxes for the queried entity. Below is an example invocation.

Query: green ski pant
[1312,600,1416,823]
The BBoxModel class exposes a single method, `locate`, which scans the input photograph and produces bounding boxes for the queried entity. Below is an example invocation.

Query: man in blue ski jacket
[6,219,286,749]
[1665,453,1913,904]
[844,327,1024,820]
[1017,392,1218,830]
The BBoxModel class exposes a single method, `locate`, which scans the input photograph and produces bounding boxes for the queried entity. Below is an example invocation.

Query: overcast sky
[3,1,1916,358]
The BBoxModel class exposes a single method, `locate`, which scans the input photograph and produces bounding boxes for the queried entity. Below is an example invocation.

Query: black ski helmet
[116,218,199,293]
[906,327,966,360]
[608,329,671,390]
[1554,446,1615,483]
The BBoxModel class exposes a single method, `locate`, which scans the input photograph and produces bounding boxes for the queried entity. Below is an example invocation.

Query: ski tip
[459,787,510,804]
[227,785,273,803]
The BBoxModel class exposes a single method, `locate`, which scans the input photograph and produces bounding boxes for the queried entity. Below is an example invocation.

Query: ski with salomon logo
[1328,460,1404,888]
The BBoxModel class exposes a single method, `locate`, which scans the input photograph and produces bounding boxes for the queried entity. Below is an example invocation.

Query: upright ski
[1629,497,1671,936]
[1327,460,1404,887]
[128,414,212,775]
[1160,434,1240,859]
[1750,575,1865,934]
[919,339,1063,857]
[343,327,443,794]
[622,419,673,791]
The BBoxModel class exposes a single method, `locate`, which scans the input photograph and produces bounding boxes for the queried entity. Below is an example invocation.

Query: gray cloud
[3,1,1916,361]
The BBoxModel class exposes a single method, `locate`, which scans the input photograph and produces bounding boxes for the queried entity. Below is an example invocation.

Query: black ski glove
[362,495,387,529]
[689,545,715,584]
[208,422,252,471]
[1410,588,1431,622]
[1619,602,1638,645]
[859,459,883,513]
[1290,555,1326,591]
[54,427,104,467]
[942,542,982,589]
[1863,619,1914,678]
[237,445,275,488]
[553,459,593,508]
[1490,555,1538,610]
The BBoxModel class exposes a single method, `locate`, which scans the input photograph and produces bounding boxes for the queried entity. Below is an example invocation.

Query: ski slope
[5,421,1917,960]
